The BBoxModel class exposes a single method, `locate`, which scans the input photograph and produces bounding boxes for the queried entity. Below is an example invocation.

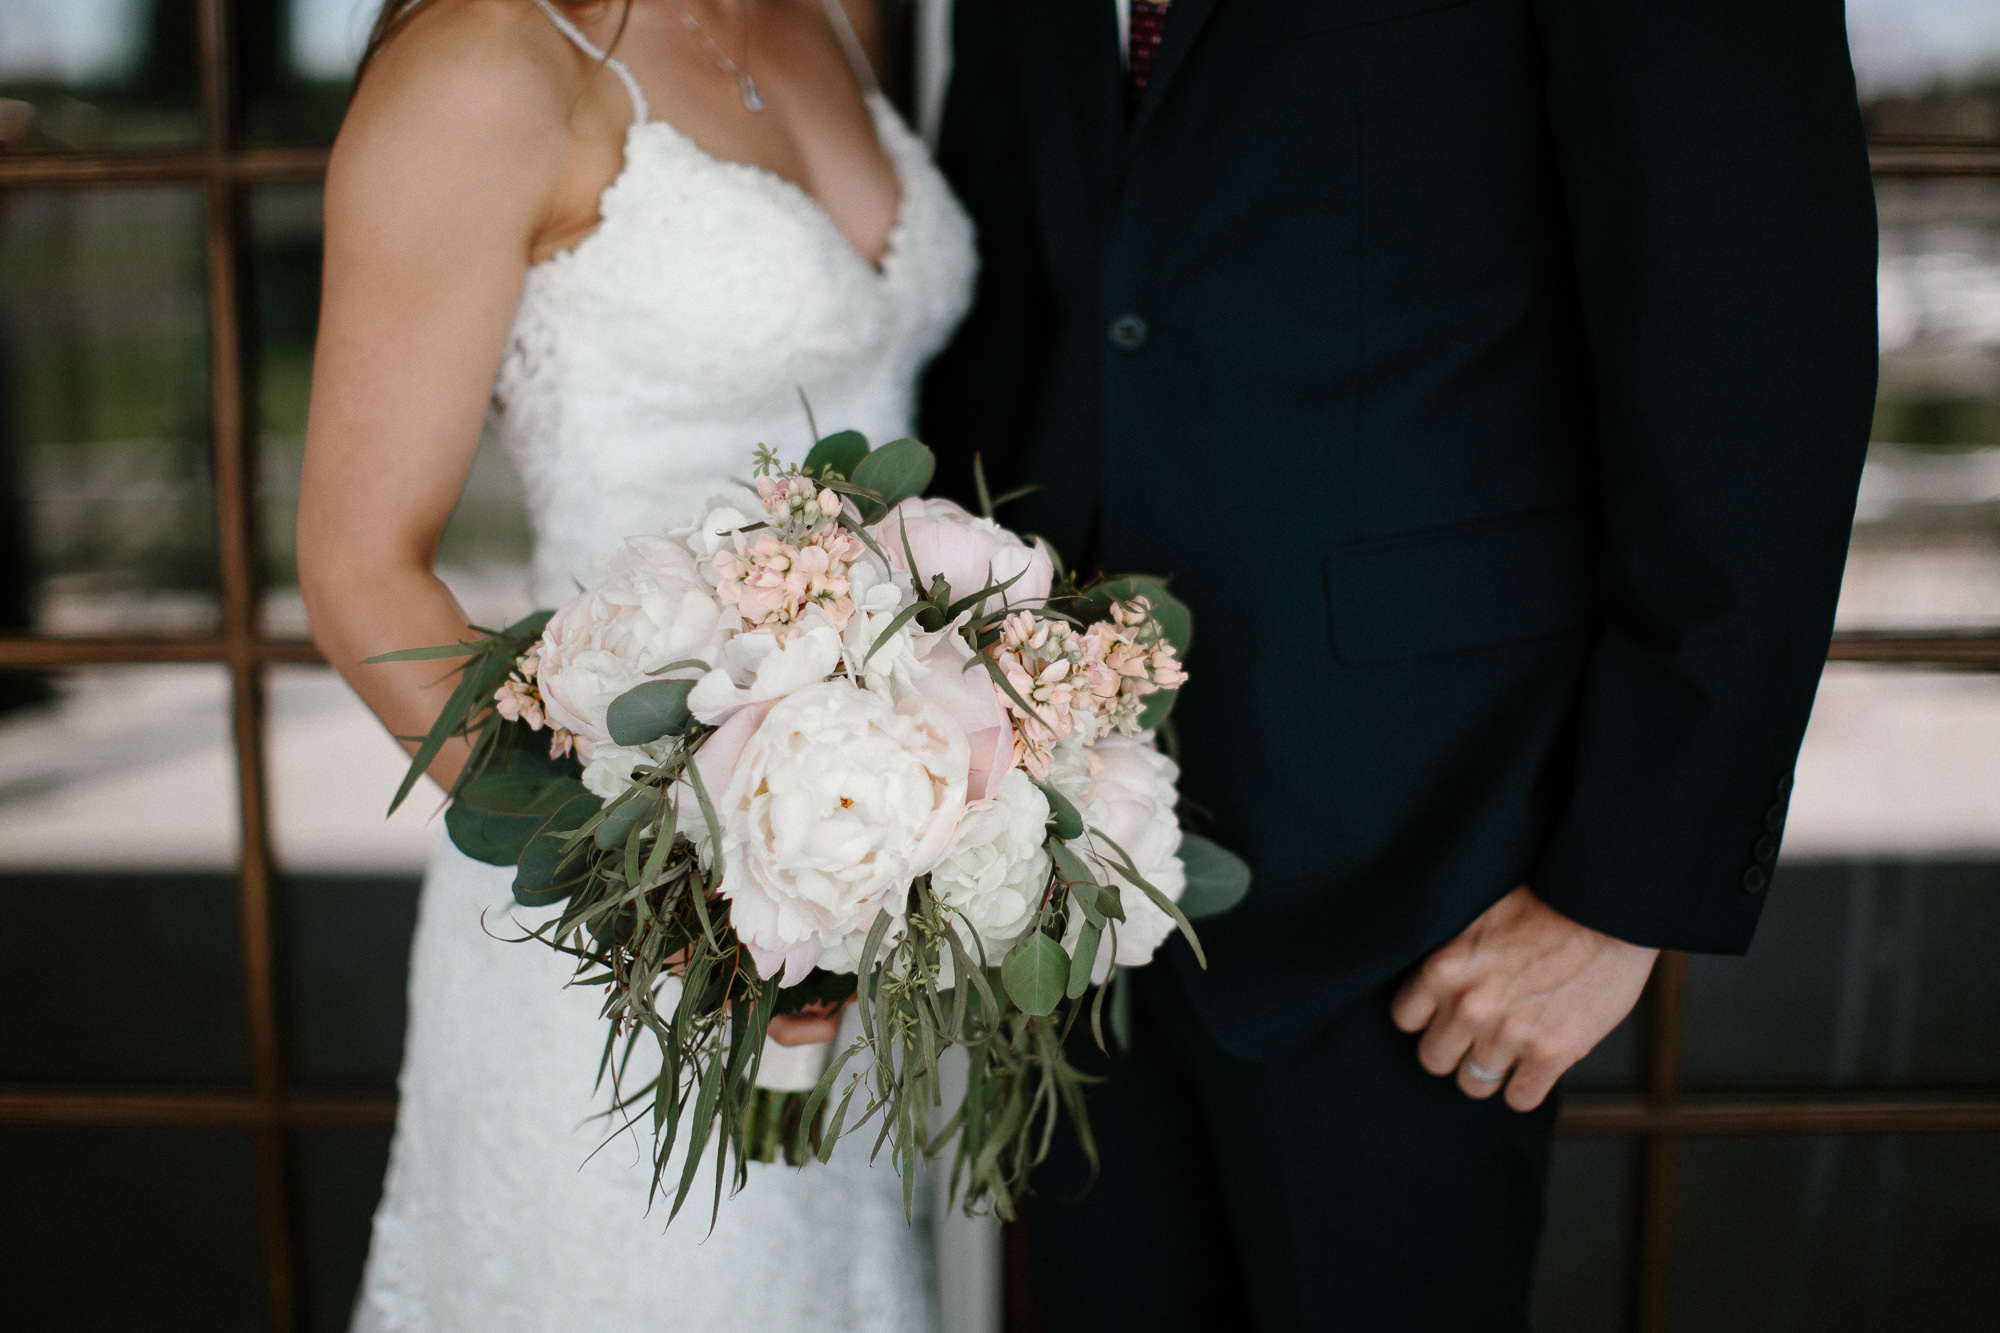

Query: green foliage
[1037,782,1085,841]
[1001,932,1070,1016]
[1177,833,1253,921]
[606,679,696,746]
[849,437,936,512]
[804,430,870,479]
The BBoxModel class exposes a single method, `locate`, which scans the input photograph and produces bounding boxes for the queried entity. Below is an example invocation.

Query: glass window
[0,186,216,636]
[1787,664,2000,857]
[1672,1136,2000,1332]
[242,0,369,148]
[0,663,237,871]
[0,1127,265,1329]
[1849,0,2000,137]
[295,1130,394,1333]
[1844,179,2000,635]
[1685,859,2000,1092]
[0,0,201,151]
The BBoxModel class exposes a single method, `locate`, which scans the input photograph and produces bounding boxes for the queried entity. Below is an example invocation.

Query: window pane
[1849,0,2000,136]
[0,663,237,870]
[0,665,244,1082]
[0,1127,264,1332]
[1842,179,2000,634]
[1673,1136,2000,1333]
[0,186,216,636]
[282,872,418,1087]
[296,1130,393,1333]
[1787,664,2000,857]
[0,0,200,151]
[0,870,248,1084]
[1684,861,2000,1092]
[242,0,369,147]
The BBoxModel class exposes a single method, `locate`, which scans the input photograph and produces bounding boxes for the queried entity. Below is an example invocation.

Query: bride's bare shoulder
[331,0,582,198]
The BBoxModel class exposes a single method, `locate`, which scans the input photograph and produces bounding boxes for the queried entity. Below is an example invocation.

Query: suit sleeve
[917,0,1059,510]
[1523,0,1879,951]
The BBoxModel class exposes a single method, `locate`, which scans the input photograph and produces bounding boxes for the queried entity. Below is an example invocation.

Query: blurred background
[0,2,1995,1331]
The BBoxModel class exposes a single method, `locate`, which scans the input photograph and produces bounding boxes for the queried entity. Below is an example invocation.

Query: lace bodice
[492,77,975,606]
[352,6,979,1329]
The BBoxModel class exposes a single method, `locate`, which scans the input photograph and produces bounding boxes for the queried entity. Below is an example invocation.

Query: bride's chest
[507,131,972,395]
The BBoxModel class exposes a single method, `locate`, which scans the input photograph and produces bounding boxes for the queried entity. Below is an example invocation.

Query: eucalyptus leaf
[593,792,653,851]
[849,436,935,509]
[512,828,586,906]
[1066,921,1101,1000]
[1001,932,1068,1016]
[804,430,870,479]
[1177,832,1252,920]
[1037,782,1086,840]
[606,678,695,745]
[360,641,486,664]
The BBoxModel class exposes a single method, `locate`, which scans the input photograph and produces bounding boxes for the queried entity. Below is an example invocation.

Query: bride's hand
[768,1012,842,1046]
[1389,886,1657,1112]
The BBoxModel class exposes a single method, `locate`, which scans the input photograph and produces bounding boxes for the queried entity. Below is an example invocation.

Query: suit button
[1753,835,1779,862]
[1107,313,1151,351]
[1742,865,1768,893]
[1765,804,1787,832]
[1775,773,1794,800]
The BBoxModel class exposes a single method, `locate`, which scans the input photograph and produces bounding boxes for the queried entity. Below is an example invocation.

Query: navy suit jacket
[918,0,1879,1061]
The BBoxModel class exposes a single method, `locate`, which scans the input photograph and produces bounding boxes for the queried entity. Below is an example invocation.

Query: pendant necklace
[663,0,766,111]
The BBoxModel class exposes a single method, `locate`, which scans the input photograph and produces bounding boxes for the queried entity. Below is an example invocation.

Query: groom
[920,0,1878,1327]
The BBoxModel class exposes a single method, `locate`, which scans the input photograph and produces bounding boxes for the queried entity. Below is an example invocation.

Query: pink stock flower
[985,612,1092,779]
[711,525,867,645]
[1077,596,1188,738]
[493,644,551,731]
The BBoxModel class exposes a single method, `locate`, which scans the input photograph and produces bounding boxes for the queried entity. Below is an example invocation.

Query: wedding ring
[1462,1055,1508,1084]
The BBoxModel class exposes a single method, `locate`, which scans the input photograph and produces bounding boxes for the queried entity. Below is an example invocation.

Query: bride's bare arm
[298,4,583,792]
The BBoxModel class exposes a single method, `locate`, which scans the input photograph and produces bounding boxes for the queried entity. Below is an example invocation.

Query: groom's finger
[1389,968,1441,1034]
[1413,982,1498,1077]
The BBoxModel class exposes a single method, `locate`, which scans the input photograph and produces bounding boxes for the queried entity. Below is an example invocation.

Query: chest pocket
[1321,506,1597,665]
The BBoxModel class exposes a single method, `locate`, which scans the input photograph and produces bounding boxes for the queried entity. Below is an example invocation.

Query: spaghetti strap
[819,0,881,96]
[530,0,651,124]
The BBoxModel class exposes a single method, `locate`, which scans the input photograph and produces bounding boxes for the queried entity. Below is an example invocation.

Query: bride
[295,0,975,1326]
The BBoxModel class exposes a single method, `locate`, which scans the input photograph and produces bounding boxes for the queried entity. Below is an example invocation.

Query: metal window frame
[0,8,1994,1330]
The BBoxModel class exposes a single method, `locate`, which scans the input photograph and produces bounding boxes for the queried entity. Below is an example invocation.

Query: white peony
[579,742,666,801]
[837,555,924,700]
[686,611,845,725]
[931,768,1051,971]
[714,680,970,984]
[668,489,765,571]
[536,535,732,753]
[1063,733,1187,984]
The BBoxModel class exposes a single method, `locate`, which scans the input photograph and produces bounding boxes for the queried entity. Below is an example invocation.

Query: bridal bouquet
[372,432,1248,1224]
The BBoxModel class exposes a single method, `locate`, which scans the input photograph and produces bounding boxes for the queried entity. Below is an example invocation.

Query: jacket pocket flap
[1321,507,1595,664]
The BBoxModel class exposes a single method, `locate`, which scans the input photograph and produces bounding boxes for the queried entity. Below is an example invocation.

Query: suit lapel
[1124,0,1222,157]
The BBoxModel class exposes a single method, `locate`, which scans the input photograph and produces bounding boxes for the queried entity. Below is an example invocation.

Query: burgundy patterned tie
[1127,0,1170,111]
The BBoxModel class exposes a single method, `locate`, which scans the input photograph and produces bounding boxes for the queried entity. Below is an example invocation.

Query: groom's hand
[1390,886,1658,1112]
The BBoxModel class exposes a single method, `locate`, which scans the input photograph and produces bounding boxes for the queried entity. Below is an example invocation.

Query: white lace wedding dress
[350,4,978,1328]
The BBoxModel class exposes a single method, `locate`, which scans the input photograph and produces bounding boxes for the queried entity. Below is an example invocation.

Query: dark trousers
[1028,962,1559,1332]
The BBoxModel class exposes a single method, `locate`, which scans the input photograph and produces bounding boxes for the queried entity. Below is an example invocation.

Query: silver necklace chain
[662,0,766,112]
